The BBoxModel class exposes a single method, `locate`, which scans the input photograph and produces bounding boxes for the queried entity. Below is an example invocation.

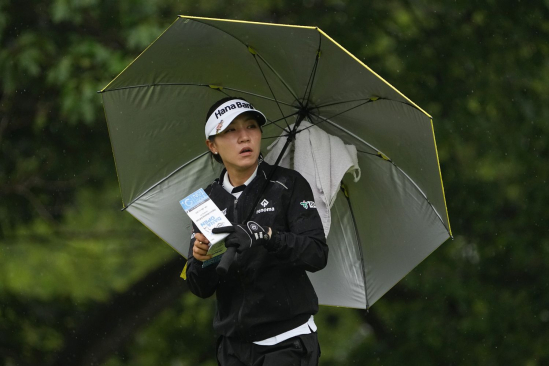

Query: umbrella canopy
[100,15,452,309]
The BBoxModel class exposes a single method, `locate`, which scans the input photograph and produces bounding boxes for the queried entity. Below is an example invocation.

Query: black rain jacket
[186,161,328,342]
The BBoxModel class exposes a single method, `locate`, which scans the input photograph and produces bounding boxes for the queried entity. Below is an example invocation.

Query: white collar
[222,165,258,195]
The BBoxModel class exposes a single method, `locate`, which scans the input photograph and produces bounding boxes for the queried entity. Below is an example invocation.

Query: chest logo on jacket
[256,199,275,214]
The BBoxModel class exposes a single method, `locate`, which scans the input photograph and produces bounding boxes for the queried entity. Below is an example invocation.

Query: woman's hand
[212,221,271,253]
[193,233,212,262]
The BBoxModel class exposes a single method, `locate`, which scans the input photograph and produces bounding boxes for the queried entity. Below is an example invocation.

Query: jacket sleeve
[266,173,329,272]
[185,223,219,298]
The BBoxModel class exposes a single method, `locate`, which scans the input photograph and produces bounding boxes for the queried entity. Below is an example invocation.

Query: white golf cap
[205,98,267,139]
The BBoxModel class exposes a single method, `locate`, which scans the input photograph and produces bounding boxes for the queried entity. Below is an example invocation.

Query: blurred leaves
[1,183,173,301]
[0,182,175,364]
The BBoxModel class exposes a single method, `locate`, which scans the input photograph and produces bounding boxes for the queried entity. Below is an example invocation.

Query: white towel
[265,121,360,236]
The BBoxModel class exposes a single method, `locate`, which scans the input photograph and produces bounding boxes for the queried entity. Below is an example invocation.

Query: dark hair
[205,96,256,164]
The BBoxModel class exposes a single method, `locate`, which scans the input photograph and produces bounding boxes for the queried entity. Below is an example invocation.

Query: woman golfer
[186,97,328,366]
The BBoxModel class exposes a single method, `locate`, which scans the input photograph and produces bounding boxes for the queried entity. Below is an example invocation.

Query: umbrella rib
[301,30,322,107]
[356,149,379,156]
[391,163,452,237]
[220,87,293,132]
[305,98,427,137]
[254,53,301,106]
[262,99,371,140]
[99,82,296,109]
[307,112,452,237]
[252,54,292,130]
[315,97,380,109]
[187,18,253,49]
[267,109,380,155]
[99,83,292,133]
[98,84,157,93]
[315,97,421,112]
[304,54,319,105]
[262,111,300,134]
[341,184,371,310]
[186,18,300,109]
[221,86,297,108]
[216,87,286,133]
[262,133,292,141]
[302,100,373,131]
[263,121,288,133]
[121,151,210,211]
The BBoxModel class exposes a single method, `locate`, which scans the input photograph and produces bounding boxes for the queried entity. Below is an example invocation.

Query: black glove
[212,221,271,253]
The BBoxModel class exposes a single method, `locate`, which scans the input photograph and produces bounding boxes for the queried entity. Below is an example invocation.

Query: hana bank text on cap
[205,99,267,139]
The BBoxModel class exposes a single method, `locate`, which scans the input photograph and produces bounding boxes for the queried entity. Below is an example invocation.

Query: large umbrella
[99,15,452,309]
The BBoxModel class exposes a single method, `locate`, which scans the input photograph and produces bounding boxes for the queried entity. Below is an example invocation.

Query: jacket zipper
[232,197,240,267]
[232,197,239,266]
[233,198,238,222]
[233,197,247,338]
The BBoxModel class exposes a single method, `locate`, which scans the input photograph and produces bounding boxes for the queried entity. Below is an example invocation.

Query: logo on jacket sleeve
[300,200,317,209]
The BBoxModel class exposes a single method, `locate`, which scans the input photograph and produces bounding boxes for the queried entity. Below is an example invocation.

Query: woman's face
[207,112,262,173]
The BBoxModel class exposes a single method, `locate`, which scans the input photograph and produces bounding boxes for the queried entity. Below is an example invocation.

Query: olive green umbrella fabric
[100,15,451,309]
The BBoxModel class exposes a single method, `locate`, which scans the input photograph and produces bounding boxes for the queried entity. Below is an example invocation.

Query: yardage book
[180,188,231,268]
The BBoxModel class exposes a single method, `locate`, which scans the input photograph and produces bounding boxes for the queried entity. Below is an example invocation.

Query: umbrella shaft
[244,113,306,223]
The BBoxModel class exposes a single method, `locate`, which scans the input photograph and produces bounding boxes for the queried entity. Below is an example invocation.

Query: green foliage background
[1,0,548,365]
